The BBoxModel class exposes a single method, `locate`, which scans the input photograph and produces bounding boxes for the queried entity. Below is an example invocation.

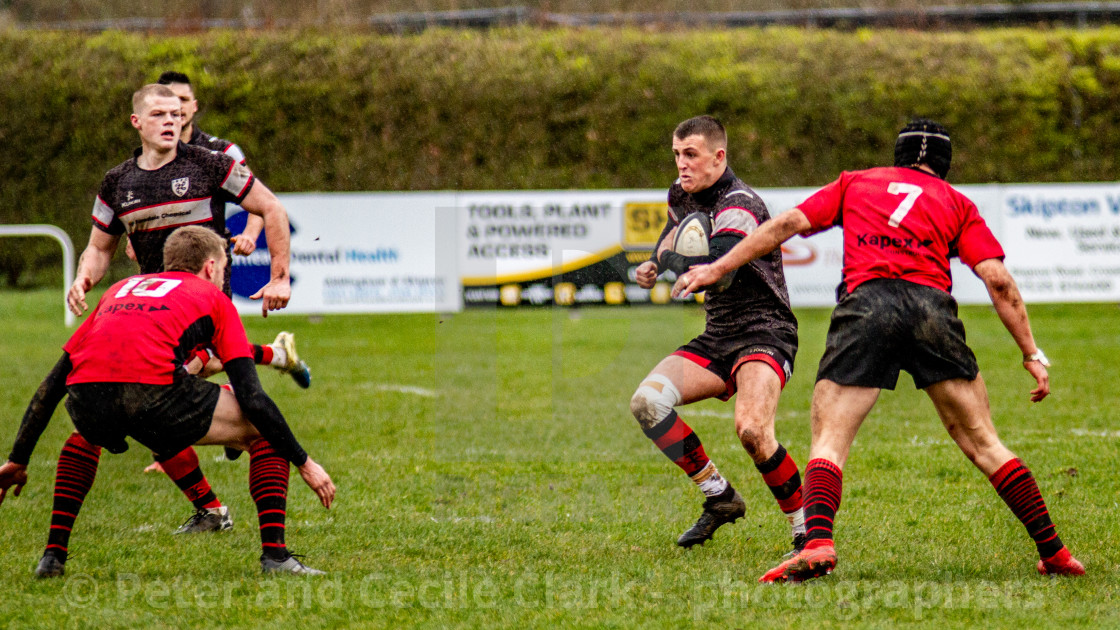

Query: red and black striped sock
[156,447,221,511]
[249,439,290,560]
[989,458,1064,559]
[755,444,804,516]
[252,344,273,366]
[642,411,711,478]
[46,433,101,559]
[803,458,843,546]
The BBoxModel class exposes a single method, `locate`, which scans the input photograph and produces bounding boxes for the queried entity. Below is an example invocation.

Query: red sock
[756,444,804,514]
[156,447,221,510]
[253,344,273,366]
[249,439,289,559]
[46,433,101,558]
[642,411,710,476]
[989,458,1064,558]
[803,458,842,545]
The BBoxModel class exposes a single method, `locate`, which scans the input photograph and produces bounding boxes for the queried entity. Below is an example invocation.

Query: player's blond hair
[164,226,225,273]
[132,83,177,115]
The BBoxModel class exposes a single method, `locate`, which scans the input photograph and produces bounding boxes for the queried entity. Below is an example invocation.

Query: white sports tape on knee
[630,374,683,429]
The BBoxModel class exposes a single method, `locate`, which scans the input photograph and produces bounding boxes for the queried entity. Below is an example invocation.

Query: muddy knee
[630,375,682,430]
[736,425,764,456]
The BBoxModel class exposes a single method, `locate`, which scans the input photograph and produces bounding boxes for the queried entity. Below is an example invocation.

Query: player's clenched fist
[635,261,659,289]
[231,233,257,256]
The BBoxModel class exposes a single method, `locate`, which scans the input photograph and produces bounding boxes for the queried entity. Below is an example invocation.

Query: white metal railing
[0,225,76,327]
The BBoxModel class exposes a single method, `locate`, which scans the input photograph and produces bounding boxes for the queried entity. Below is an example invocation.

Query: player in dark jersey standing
[676,119,1084,582]
[0,226,335,577]
[630,116,806,553]
[156,71,269,261]
[155,72,310,387]
[62,83,302,531]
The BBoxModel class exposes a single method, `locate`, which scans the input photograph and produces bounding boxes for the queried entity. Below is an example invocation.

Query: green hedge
[3,26,1120,285]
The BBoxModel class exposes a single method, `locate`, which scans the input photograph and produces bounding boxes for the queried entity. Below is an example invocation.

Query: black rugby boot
[677,487,746,548]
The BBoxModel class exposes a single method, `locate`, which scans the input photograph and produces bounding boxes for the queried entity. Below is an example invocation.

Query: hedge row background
[3,1,1053,25]
[2,26,1120,285]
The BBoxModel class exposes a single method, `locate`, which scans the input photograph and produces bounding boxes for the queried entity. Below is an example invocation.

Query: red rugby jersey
[64,272,252,385]
[797,166,1004,294]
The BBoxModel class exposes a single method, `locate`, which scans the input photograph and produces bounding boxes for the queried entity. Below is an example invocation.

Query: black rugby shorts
[675,330,796,401]
[816,278,979,390]
[66,375,221,457]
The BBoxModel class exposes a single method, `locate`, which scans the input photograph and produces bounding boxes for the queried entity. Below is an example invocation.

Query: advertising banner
[225,183,1120,314]
[458,190,638,307]
[229,192,461,315]
[995,183,1120,303]
[456,187,848,308]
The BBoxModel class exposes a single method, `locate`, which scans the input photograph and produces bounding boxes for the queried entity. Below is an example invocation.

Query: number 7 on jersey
[886,182,923,227]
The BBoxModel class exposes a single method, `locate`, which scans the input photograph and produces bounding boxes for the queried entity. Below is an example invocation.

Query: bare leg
[808,380,880,468]
[802,380,880,545]
[926,375,1081,573]
[924,374,1015,475]
[732,362,782,463]
[758,379,880,583]
[629,355,740,547]
[194,388,261,451]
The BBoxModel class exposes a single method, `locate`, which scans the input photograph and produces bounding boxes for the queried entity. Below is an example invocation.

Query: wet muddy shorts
[65,375,220,457]
[816,278,979,390]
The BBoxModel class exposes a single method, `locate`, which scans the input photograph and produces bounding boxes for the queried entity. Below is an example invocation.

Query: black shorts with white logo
[816,278,979,390]
[674,328,797,401]
[65,374,221,457]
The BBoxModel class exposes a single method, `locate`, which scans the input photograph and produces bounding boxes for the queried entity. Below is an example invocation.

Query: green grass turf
[0,289,1116,628]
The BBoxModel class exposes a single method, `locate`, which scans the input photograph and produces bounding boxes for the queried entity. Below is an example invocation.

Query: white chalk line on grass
[1070,428,1120,438]
[360,383,439,397]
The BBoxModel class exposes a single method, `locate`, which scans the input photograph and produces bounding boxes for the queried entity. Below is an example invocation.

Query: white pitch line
[372,384,438,397]
[686,409,734,419]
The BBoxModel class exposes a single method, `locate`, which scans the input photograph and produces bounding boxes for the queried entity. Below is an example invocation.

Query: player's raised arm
[673,209,811,298]
[68,228,120,316]
[972,258,1050,402]
[239,181,291,316]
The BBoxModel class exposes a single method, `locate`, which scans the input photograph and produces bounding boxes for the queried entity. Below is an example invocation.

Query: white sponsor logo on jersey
[171,177,190,197]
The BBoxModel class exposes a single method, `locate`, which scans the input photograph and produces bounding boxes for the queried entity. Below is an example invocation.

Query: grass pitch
[0,289,1116,628]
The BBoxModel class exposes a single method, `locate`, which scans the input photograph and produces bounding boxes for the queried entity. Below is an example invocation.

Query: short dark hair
[158,71,191,86]
[674,115,727,150]
[164,226,225,273]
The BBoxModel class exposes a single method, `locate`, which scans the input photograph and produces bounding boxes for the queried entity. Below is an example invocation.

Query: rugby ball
[673,212,713,256]
[672,212,735,292]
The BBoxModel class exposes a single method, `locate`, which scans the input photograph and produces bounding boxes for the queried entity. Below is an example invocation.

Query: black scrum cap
[894,119,951,179]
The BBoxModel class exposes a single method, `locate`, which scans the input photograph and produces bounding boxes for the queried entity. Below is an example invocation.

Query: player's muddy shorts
[65,375,221,457]
[674,328,797,401]
[817,278,979,390]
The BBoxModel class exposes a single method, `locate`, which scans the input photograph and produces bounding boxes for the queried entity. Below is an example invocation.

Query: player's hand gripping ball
[673,212,735,292]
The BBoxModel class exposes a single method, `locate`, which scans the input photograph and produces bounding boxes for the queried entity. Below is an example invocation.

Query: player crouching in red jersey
[0,226,335,577]
[675,119,1083,582]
